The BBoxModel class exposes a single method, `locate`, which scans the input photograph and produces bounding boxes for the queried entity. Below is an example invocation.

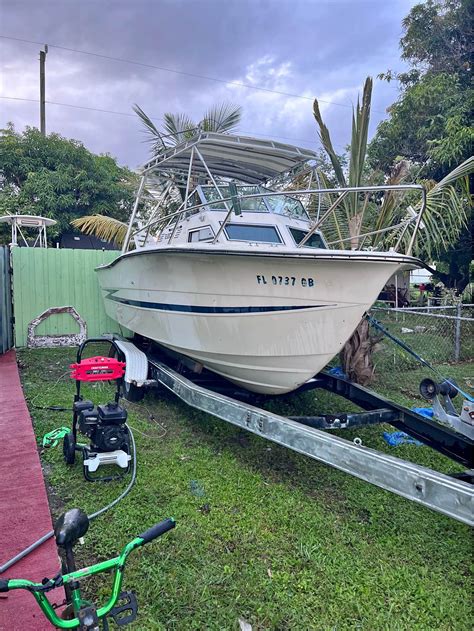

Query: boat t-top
[96,132,426,394]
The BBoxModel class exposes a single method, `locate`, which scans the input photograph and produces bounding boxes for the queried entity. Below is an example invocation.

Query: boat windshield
[199,185,309,220]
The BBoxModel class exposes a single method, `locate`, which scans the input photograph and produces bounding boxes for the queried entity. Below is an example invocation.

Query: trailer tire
[123,380,145,402]
[63,432,76,465]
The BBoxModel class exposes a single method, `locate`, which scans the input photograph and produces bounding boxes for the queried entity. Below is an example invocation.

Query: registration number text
[256,274,314,287]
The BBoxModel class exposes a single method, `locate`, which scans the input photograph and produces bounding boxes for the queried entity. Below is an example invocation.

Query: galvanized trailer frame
[115,340,473,526]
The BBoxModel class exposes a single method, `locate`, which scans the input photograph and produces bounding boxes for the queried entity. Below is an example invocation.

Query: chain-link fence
[369,304,474,371]
[365,305,474,408]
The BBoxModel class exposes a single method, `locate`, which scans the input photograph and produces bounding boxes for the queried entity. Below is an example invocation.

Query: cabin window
[203,186,230,211]
[188,226,214,242]
[288,227,326,249]
[224,223,282,244]
[202,186,268,212]
[265,195,308,219]
[199,185,308,219]
[237,187,268,212]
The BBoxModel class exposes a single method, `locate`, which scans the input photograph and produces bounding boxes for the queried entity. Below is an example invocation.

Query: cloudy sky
[1,0,417,170]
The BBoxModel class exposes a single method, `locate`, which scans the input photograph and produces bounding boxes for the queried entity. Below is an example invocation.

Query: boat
[96,132,425,394]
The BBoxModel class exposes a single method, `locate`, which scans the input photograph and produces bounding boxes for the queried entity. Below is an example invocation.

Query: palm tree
[72,103,243,244]
[312,77,472,259]
[133,102,242,155]
[311,76,472,384]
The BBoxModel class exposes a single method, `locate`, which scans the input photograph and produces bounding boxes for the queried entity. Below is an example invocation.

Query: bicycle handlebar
[138,517,175,544]
[0,516,175,629]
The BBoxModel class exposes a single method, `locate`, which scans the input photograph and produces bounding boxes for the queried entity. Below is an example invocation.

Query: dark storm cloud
[0,0,417,168]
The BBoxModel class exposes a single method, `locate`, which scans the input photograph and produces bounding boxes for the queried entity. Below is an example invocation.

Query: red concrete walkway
[0,350,61,630]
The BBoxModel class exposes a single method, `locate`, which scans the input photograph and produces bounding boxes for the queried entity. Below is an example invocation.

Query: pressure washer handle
[138,518,175,544]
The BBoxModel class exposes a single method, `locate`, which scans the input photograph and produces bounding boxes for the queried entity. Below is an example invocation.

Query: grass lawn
[17,347,473,630]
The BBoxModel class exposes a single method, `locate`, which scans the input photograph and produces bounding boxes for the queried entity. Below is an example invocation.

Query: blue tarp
[328,366,347,378]
[382,431,423,447]
[412,407,434,419]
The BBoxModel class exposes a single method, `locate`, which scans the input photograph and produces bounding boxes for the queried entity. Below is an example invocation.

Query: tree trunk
[339,318,376,385]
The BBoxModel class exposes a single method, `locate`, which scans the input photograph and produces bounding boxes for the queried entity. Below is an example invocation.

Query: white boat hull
[97,249,414,394]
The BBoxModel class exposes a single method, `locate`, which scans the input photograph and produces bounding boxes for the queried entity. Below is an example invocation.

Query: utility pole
[39,45,48,135]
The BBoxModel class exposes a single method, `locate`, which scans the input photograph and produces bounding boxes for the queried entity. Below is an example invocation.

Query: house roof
[59,233,119,250]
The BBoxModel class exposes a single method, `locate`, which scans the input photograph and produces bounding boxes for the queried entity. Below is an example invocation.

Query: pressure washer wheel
[123,380,145,403]
[63,432,76,465]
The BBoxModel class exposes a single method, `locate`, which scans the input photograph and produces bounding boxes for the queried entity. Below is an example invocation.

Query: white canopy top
[141,132,317,184]
[0,214,57,227]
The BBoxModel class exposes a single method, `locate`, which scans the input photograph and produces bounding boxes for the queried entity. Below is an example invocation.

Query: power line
[0,95,147,118]
[0,33,378,111]
[0,96,39,104]
[0,94,325,147]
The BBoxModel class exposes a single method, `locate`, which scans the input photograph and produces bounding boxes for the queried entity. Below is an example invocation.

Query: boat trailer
[113,339,473,527]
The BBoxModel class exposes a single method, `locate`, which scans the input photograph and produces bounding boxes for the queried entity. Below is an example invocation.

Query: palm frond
[431,155,473,193]
[373,159,410,239]
[348,77,372,188]
[162,113,197,145]
[380,157,473,256]
[201,103,242,133]
[345,77,372,226]
[71,214,127,246]
[132,104,168,154]
[134,101,242,161]
[315,170,350,247]
[313,77,374,242]
[312,99,346,188]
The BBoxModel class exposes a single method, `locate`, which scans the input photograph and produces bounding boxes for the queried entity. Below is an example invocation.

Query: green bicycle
[0,508,175,630]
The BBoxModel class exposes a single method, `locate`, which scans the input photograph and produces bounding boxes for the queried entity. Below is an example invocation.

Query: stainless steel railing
[123,183,426,256]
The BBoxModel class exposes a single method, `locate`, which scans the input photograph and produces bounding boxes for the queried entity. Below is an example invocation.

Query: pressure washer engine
[63,338,132,481]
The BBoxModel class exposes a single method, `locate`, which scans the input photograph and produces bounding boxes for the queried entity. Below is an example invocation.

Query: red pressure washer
[63,338,132,482]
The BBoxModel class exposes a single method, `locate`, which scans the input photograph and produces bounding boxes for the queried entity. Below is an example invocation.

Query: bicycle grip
[0,580,10,592]
[138,518,175,544]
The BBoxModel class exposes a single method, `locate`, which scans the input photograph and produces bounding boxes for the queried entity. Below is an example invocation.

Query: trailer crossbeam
[288,408,398,430]
[308,373,473,467]
[147,357,473,526]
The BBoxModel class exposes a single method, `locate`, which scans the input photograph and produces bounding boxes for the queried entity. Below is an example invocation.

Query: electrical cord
[34,405,73,411]
[124,398,168,439]
[28,370,70,410]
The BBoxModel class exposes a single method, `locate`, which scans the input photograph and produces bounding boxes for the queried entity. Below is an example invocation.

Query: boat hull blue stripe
[106,294,328,314]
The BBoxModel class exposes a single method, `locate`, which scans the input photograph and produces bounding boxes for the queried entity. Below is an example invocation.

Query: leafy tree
[399,0,472,79]
[0,124,137,242]
[368,0,473,291]
[368,72,473,179]
[370,0,473,177]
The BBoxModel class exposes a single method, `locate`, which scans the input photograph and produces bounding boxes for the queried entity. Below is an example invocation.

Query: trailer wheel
[63,432,76,465]
[123,380,145,402]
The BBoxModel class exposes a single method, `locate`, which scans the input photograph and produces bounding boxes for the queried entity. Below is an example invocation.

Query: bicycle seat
[54,509,89,547]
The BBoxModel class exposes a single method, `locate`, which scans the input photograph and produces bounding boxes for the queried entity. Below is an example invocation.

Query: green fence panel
[12,248,128,347]
[0,246,13,354]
